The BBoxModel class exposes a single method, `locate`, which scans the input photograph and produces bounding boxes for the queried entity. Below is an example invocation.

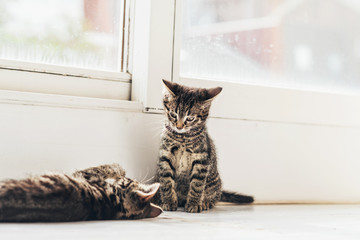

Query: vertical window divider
[131,0,176,113]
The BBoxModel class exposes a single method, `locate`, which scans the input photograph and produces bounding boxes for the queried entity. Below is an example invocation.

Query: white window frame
[130,0,175,112]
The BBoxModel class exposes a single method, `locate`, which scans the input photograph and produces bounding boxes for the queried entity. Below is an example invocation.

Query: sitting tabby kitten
[0,164,162,222]
[155,80,254,213]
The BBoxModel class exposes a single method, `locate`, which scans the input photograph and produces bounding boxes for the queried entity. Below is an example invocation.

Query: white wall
[1,101,360,203]
[0,102,161,181]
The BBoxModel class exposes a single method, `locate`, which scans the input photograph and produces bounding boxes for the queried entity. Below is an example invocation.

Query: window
[167,0,360,127]
[180,0,360,94]
[0,0,128,73]
[1,0,360,127]
[0,0,131,100]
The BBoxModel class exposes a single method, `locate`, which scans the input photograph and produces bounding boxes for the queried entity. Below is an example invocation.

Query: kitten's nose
[176,121,184,130]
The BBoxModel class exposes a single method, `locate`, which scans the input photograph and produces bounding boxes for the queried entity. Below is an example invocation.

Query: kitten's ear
[145,203,163,218]
[136,183,160,202]
[204,87,222,102]
[162,79,177,96]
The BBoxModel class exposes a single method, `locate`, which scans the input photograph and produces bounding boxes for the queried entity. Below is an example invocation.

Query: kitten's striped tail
[221,191,254,204]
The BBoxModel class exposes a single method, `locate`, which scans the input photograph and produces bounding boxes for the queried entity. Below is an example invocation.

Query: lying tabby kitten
[0,164,162,222]
[155,80,254,213]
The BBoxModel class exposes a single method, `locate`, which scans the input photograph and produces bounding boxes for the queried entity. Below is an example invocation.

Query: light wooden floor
[1,204,359,240]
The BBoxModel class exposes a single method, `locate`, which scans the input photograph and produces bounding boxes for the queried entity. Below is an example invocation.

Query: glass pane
[0,0,125,72]
[180,0,360,93]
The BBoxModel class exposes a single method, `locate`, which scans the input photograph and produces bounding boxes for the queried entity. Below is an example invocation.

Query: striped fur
[154,80,254,213]
[0,164,162,222]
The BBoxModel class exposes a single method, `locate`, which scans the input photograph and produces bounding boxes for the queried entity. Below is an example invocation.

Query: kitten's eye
[185,116,195,122]
[169,111,178,119]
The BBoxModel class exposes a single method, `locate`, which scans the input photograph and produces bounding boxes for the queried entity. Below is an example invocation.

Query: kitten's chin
[169,125,189,134]
[175,128,188,134]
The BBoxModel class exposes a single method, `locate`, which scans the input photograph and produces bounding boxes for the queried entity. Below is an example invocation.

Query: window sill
[0,68,131,100]
[0,89,143,112]
[179,77,360,128]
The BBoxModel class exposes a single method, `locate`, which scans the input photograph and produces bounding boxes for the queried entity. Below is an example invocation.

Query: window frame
[130,0,176,112]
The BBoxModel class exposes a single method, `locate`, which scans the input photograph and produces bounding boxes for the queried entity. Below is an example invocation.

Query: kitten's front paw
[185,203,203,213]
[185,201,212,213]
[161,197,178,211]
[161,202,178,211]
[160,190,178,211]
